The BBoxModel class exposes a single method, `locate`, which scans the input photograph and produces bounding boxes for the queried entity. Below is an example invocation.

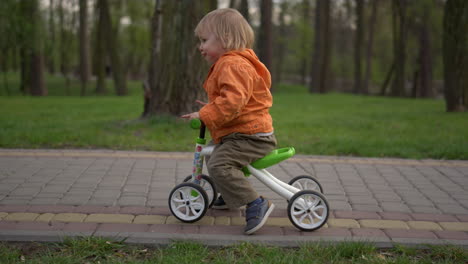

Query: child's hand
[180,112,200,120]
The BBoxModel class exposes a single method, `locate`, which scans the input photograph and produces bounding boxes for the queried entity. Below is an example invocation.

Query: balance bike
[168,119,329,231]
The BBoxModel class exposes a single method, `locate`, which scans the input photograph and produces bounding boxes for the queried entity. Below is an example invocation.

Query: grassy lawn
[1,79,467,159]
[0,239,466,264]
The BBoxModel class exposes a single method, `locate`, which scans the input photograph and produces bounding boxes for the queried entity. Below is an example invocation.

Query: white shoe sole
[244,203,275,235]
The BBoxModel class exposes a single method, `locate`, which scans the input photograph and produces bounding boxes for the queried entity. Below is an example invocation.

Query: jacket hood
[222,49,271,88]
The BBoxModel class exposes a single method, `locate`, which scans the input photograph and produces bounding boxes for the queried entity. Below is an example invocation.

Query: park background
[0,0,467,159]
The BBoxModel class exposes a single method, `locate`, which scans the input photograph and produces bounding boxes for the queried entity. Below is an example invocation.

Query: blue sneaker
[244,197,275,235]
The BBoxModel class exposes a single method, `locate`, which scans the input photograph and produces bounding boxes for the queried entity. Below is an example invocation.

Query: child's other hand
[180,112,200,120]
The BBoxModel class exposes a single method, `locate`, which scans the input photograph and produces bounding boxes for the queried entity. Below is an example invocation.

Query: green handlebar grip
[190,118,202,129]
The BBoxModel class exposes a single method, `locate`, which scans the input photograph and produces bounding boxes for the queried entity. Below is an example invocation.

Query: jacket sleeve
[199,64,254,130]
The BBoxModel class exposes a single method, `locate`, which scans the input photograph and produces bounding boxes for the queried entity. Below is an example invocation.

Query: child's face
[198,32,226,64]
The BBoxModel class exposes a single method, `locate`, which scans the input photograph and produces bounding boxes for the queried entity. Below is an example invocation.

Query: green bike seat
[243,147,295,176]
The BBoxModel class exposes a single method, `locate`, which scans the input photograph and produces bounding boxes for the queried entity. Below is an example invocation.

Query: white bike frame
[200,145,301,201]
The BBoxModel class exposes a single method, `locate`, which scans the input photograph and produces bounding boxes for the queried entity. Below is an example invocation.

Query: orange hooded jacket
[199,49,274,143]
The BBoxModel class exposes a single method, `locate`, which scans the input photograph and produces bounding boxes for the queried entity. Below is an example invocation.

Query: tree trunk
[417,3,434,98]
[259,0,273,75]
[48,0,56,74]
[146,0,211,116]
[95,0,107,94]
[391,0,407,97]
[274,1,287,85]
[300,0,310,86]
[58,0,70,95]
[310,0,332,93]
[443,0,468,112]
[353,0,364,94]
[363,0,378,94]
[79,0,90,96]
[239,0,250,23]
[98,0,127,96]
[22,0,47,96]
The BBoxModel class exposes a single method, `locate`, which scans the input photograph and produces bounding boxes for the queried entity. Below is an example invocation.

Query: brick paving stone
[407,221,442,231]
[85,214,134,224]
[359,220,409,229]
[15,221,66,231]
[36,213,55,222]
[351,228,388,238]
[351,204,383,212]
[438,222,468,231]
[434,230,468,240]
[231,217,245,226]
[206,209,243,217]
[410,213,459,222]
[283,226,302,236]
[4,213,39,221]
[180,225,200,234]
[334,211,381,220]
[266,217,293,227]
[379,212,412,221]
[97,223,149,233]
[380,202,411,213]
[74,205,121,214]
[52,213,87,223]
[0,221,18,230]
[199,225,243,235]
[0,205,31,212]
[63,222,99,232]
[455,214,468,221]
[165,216,214,226]
[133,215,166,225]
[410,206,440,214]
[214,216,230,226]
[148,224,181,233]
[302,227,352,237]
[119,206,149,215]
[384,229,437,239]
[147,207,171,216]
[0,212,7,220]
[326,219,360,228]
[253,226,284,236]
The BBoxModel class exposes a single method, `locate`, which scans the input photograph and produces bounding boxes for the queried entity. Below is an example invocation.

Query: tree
[79,0,90,96]
[363,0,379,94]
[299,0,311,86]
[390,0,407,97]
[95,0,107,94]
[274,1,288,85]
[258,0,273,74]
[97,0,127,96]
[310,0,332,93]
[20,0,47,96]
[145,1,211,117]
[412,1,434,98]
[443,0,468,112]
[353,0,364,94]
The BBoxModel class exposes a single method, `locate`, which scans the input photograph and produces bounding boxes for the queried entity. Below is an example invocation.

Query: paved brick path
[0,149,467,247]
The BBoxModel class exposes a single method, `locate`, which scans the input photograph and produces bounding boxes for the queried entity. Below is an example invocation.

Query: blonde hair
[195,8,254,51]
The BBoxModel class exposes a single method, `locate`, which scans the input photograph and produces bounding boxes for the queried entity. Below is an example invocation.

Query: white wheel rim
[193,178,215,205]
[170,186,206,221]
[292,178,321,192]
[290,193,327,230]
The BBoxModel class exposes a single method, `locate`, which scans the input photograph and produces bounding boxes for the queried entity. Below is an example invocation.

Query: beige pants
[206,133,277,208]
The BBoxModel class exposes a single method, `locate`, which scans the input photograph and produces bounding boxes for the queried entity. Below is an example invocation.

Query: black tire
[183,174,217,208]
[168,182,208,223]
[288,175,324,193]
[287,190,329,231]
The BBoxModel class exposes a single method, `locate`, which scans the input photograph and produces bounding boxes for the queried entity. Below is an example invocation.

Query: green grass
[1,76,467,159]
[0,239,466,263]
